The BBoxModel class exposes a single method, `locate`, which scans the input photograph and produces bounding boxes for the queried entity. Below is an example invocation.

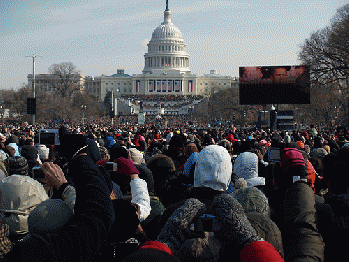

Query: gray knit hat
[233,187,269,216]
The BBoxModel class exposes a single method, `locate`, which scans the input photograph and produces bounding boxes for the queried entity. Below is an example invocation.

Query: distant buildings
[27,2,238,104]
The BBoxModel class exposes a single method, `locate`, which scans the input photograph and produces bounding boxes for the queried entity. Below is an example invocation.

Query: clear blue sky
[0,0,347,90]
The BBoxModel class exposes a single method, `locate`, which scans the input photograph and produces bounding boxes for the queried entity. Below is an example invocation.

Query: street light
[81,105,86,126]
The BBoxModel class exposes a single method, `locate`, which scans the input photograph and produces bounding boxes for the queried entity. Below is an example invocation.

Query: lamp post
[81,105,86,126]
[26,54,41,125]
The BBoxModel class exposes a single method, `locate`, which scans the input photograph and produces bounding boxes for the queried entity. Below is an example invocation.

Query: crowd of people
[0,121,347,261]
[121,94,203,102]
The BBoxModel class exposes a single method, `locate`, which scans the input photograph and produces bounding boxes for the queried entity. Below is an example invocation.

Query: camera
[31,166,46,179]
[194,214,220,232]
[105,162,118,172]
[39,129,60,146]
[268,148,281,162]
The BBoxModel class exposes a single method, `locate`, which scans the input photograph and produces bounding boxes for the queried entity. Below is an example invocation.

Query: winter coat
[316,194,349,261]
[4,155,115,262]
[283,181,324,262]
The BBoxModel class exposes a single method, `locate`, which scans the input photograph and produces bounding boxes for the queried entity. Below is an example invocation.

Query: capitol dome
[143,4,191,74]
[151,11,183,40]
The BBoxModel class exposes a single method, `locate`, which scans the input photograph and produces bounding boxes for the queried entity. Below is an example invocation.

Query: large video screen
[239,65,310,105]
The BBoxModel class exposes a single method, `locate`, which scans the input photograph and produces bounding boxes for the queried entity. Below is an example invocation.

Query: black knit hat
[7,156,29,176]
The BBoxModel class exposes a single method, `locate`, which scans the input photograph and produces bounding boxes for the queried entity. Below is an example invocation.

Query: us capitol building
[28,1,238,115]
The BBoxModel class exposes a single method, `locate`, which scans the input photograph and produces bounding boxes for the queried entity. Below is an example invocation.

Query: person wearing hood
[158,145,233,235]
[0,175,49,242]
[233,186,284,258]
[233,152,265,188]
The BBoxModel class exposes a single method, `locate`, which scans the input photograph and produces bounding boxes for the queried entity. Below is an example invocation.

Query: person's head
[233,152,265,187]
[194,145,232,192]
[109,144,129,162]
[271,67,288,83]
[28,199,73,235]
[4,146,15,157]
[178,232,221,262]
[146,154,176,185]
[128,148,145,165]
[185,142,199,156]
[241,67,263,82]
[117,136,128,146]
[7,156,29,176]
[276,148,306,189]
[0,175,49,236]
[233,186,270,216]
[218,139,232,155]
[99,146,110,161]
[35,145,49,162]
[24,138,34,146]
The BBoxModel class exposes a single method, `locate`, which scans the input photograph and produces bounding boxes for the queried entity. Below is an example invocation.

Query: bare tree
[48,62,83,98]
[299,4,349,125]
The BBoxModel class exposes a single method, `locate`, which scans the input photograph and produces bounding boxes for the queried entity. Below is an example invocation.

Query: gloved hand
[114,157,140,176]
[212,195,261,250]
[157,198,206,255]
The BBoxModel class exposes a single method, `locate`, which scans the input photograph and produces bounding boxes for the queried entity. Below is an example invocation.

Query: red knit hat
[280,148,305,172]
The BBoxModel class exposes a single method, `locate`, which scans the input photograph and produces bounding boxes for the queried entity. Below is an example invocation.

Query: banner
[162,80,167,92]
[168,80,173,92]
[188,80,193,93]
[174,80,180,92]
[148,80,154,92]
[136,80,140,93]
[156,80,161,92]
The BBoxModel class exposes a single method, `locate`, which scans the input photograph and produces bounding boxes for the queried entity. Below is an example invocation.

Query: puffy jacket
[283,181,324,262]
